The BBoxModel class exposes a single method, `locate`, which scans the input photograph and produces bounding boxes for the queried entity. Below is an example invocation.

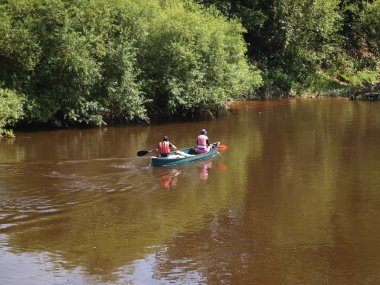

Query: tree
[0,0,261,130]
[0,87,24,137]
[197,0,343,94]
[136,1,261,118]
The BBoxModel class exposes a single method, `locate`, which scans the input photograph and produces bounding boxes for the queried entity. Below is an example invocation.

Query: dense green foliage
[359,0,380,55]
[1,0,380,132]
[138,2,261,118]
[0,87,24,137]
[197,0,380,96]
[0,0,260,130]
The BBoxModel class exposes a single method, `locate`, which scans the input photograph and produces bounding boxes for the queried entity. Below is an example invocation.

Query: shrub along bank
[197,0,380,98]
[0,0,261,136]
[1,0,380,137]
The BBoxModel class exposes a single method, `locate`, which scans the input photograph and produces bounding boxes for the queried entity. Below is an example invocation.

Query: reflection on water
[0,235,87,285]
[197,161,212,182]
[1,99,380,284]
[154,168,182,189]
[153,160,228,188]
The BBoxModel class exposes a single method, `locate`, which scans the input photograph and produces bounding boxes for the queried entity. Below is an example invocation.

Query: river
[1,98,380,284]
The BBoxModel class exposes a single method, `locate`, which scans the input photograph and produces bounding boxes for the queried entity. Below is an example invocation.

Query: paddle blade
[217,144,228,150]
[137,150,150,157]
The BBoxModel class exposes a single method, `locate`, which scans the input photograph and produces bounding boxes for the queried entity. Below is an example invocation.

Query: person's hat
[201,129,207,134]
[163,136,168,141]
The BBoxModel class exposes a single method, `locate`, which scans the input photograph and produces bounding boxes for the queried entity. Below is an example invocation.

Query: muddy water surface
[1,98,380,284]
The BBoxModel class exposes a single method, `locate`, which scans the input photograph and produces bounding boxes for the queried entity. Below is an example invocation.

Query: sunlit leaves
[0,0,261,128]
[136,2,261,117]
[0,87,24,136]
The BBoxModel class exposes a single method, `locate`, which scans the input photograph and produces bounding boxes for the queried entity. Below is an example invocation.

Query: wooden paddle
[137,149,154,156]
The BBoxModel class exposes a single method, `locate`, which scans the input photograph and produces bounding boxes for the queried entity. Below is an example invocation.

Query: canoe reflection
[153,161,227,188]
[197,161,212,182]
[155,168,182,189]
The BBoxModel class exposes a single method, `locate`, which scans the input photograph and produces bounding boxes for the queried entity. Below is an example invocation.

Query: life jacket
[197,135,208,149]
[159,141,170,154]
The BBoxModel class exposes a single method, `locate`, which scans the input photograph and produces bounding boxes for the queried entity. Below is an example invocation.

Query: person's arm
[170,143,177,150]
[206,139,210,146]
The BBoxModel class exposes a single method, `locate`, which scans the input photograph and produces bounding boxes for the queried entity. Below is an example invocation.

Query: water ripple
[0,158,157,234]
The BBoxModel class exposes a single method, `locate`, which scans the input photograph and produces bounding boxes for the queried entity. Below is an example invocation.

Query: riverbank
[291,78,380,100]
[2,80,380,140]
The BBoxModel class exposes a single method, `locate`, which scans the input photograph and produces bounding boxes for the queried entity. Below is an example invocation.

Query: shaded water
[1,98,380,284]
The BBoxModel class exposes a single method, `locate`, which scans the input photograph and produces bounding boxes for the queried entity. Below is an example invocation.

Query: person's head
[200,129,207,134]
[163,136,168,141]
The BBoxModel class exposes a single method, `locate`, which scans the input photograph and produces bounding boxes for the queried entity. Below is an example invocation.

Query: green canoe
[151,142,220,167]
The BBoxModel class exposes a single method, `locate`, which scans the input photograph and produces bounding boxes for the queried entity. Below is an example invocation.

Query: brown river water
[1,98,380,285]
